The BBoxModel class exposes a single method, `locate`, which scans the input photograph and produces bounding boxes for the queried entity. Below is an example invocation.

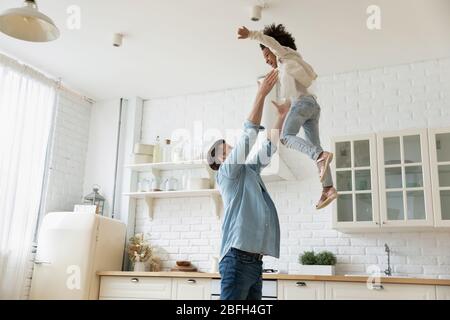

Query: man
[207,70,289,300]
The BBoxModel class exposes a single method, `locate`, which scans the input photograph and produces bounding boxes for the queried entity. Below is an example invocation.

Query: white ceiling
[0,0,449,100]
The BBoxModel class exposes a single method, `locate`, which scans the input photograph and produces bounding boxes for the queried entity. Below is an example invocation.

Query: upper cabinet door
[378,129,434,227]
[332,134,380,230]
[429,128,450,227]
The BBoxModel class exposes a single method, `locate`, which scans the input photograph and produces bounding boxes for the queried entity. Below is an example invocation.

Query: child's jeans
[281,95,333,187]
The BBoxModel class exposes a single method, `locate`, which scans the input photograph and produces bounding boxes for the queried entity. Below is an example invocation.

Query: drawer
[99,276,172,300]
[211,279,277,298]
[437,286,450,300]
[278,280,325,300]
[325,282,436,300]
[172,278,211,300]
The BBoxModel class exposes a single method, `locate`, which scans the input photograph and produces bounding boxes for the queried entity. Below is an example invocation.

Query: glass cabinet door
[378,130,433,226]
[430,129,450,226]
[333,135,379,227]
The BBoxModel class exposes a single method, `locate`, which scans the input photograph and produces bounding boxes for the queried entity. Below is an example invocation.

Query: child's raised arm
[237,26,288,57]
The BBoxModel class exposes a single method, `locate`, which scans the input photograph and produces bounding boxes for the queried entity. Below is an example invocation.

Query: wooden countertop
[97,271,450,286]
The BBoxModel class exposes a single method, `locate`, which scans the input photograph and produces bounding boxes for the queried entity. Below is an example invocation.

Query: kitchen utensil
[132,154,153,164]
[170,265,198,272]
[134,143,154,155]
[149,177,161,192]
[176,261,191,267]
[163,177,178,191]
[210,256,219,273]
[137,179,150,192]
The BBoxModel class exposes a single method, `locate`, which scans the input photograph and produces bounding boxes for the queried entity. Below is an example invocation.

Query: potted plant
[127,233,161,272]
[298,251,337,275]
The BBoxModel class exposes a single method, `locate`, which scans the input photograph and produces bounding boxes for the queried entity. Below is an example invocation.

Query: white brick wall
[24,89,92,299]
[137,57,450,278]
[43,89,92,214]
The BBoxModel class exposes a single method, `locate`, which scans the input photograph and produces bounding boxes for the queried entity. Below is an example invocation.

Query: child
[238,24,337,210]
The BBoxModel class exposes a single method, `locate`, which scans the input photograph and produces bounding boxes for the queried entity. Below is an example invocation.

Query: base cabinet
[99,276,172,300]
[98,276,449,300]
[325,282,436,300]
[172,278,211,300]
[436,286,450,300]
[277,280,325,300]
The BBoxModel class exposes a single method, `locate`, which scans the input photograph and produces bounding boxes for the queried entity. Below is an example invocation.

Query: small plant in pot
[298,251,337,275]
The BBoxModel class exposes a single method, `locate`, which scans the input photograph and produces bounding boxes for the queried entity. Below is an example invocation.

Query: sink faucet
[384,243,392,276]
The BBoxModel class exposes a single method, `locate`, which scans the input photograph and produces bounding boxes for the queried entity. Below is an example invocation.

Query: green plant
[315,251,337,266]
[299,251,337,266]
[299,251,316,265]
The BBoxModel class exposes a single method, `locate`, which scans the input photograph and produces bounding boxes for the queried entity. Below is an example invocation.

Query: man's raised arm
[219,70,278,179]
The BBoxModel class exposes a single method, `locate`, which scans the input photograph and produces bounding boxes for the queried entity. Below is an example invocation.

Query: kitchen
[0,0,450,302]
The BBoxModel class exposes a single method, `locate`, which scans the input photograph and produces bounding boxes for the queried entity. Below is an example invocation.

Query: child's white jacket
[249,30,318,101]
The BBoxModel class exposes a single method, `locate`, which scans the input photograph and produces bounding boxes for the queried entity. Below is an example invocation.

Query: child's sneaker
[316,187,338,210]
[317,151,334,183]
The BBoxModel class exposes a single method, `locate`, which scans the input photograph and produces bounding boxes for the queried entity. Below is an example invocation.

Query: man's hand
[238,26,250,39]
[272,100,290,118]
[258,70,278,97]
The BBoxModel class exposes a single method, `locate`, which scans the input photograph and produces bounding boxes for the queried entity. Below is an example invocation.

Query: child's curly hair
[260,24,297,51]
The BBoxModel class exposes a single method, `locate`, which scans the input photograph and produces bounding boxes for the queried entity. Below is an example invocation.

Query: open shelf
[125,159,209,172]
[124,189,220,199]
[124,189,221,220]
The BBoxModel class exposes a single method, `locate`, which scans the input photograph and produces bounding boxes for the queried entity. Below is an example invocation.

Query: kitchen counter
[97,271,450,286]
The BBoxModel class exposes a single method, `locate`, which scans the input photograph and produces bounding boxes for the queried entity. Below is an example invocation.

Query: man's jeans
[219,248,263,300]
[281,95,333,187]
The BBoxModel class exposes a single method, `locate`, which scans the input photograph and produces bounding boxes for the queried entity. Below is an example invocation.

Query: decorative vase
[134,261,146,272]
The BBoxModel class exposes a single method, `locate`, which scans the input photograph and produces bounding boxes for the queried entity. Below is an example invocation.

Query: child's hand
[238,26,250,39]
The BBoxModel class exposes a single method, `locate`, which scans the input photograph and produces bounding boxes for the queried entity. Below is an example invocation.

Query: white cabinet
[436,286,450,300]
[377,129,434,228]
[172,278,211,300]
[277,280,325,300]
[325,282,436,300]
[429,128,450,227]
[210,279,277,300]
[332,134,380,230]
[332,128,450,232]
[99,276,172,300]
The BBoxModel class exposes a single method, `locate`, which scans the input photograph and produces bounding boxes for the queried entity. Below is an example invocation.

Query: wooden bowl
[176,261,191,267]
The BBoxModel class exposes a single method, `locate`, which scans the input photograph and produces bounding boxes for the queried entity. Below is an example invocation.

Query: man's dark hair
[207,139,226,171]
[260,23,297,51]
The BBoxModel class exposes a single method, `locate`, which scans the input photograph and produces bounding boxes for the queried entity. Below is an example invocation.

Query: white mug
[210,256,219,273]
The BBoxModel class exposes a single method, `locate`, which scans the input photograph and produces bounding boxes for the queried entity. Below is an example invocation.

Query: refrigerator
[30,212,126,300]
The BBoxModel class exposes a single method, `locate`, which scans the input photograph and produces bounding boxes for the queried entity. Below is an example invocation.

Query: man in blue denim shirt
[207,70,289,300]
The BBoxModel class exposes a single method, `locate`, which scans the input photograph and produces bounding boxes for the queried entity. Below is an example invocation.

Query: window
[0,53,56,299]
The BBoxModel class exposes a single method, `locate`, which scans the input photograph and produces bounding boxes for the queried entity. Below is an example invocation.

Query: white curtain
[0,53,56,299]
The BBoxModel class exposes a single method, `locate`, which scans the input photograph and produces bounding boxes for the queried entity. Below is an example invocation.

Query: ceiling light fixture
[0,0,60,42]
[250,1,268,22]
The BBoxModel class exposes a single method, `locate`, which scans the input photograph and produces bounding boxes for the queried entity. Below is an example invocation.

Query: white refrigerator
[30,212,126,300]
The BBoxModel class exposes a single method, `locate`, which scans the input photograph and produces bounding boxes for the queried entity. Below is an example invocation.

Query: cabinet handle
[130,278,139,283]
[296,282,307,287]
[187,279,197,284]
[372,284,384,290]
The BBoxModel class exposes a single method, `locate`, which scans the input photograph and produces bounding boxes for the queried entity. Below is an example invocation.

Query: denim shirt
[217,120,281,261]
